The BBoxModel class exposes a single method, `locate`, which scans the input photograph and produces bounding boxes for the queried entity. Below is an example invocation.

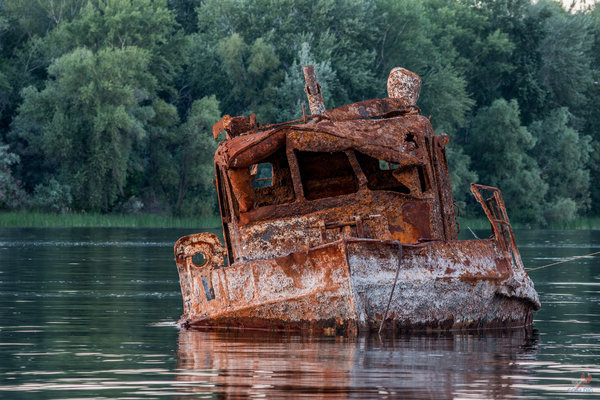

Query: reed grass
[543,217,600,230]
[458,216,600,230]
[456,217,493,231]
[2,212,599,230]
[0,211,221,228]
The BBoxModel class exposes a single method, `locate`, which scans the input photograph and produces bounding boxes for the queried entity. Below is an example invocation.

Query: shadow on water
[175,328,539,399]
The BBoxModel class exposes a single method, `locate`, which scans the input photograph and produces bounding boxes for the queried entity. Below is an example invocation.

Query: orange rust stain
[402,202,432,238]
[276,251,309,288]
[388,214,421,243]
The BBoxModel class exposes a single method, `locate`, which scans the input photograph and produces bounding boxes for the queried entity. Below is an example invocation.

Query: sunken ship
[174,66,540,334]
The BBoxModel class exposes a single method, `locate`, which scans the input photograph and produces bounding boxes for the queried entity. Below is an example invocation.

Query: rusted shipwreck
[174,66,540,334]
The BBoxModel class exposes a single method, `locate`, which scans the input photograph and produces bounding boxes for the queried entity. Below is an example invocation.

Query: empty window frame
[296,151,359,201]
[251,163,273,189]
[355,151,412,194]
[250,147,295,208]
[378,160,400,171]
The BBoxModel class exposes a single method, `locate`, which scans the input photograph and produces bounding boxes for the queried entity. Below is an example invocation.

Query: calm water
[0,228,598,399]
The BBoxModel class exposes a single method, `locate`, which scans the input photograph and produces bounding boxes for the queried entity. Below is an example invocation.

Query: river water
[0,227,598,399]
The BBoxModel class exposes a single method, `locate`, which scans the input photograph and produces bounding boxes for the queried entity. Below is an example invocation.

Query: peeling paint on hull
[176,236,539,334]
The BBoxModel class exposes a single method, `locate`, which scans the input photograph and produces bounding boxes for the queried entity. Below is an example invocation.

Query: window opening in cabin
[296,151,359,201]
[356,151,411,194]
[251,163,273,188]
[379,160,400,170]
[250,147,295,208]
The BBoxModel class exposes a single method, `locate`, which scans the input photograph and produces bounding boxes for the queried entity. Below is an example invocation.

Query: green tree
[0,69,10,122]
[55,0,183,95]
[537,7,592,116]
[214,34,281,121]
[13,47,157,211]
[375,0,476,132]
[0,0,91,98]
[467,98,547,222]
[32,177,72,213]
[529,108,591,216]
[375,0,438,77]
[583,5,600,214]
[0,140,25,209]
[423,0,516,108]
[419,65,475,133]
[490,0,594,126]
[167,0,203,34]
[173,95,221,216]
[194,0,380,117]
[446,143,478,210]
[9,0,188,212]
[137,98,180,212]
[1,0,89,38]
[272,42,337,123]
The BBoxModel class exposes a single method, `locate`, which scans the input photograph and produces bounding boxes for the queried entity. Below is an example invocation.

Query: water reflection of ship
[175,329,538,399]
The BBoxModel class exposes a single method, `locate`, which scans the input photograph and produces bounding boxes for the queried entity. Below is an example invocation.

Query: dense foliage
[0,0,598,225]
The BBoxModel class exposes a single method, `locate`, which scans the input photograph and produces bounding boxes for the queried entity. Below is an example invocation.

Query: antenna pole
[303,65,326,115]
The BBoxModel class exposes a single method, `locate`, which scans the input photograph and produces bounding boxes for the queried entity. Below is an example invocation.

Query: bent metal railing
[470,183,525,271]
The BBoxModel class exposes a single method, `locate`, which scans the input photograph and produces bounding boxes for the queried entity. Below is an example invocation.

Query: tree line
[0,0,598,225]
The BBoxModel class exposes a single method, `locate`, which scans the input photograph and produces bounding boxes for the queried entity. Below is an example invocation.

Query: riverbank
[458,217,600,230]
[1,211,599,230]
[0,211,221,228]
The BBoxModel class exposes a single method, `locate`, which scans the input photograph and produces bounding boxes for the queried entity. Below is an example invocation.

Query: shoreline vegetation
[1,1,599,228]
[0,211,598,230]
[0,211,221,229]
[459,217,600,231]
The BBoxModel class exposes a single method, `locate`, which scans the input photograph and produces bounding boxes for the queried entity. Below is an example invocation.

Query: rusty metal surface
[346,238,540,331]
[175,235,539,333]
[387,67,421,105]
[471,183,524,269]
[303,65,326,115]
[213,114,258,139]
[174,65,540,333]
[325,97,419,120]
[177,239,357,333]
[215,114,430,169]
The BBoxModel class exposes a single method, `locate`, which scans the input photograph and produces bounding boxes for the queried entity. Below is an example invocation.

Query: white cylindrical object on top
[387,67,421,105]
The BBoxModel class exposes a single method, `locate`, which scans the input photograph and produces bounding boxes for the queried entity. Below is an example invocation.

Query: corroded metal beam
[303,65,326,115]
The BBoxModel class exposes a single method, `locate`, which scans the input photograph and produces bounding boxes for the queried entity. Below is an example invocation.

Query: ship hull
[175,235,540,334]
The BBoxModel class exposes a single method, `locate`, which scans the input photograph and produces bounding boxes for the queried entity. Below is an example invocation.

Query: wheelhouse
[212,100,458,265]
